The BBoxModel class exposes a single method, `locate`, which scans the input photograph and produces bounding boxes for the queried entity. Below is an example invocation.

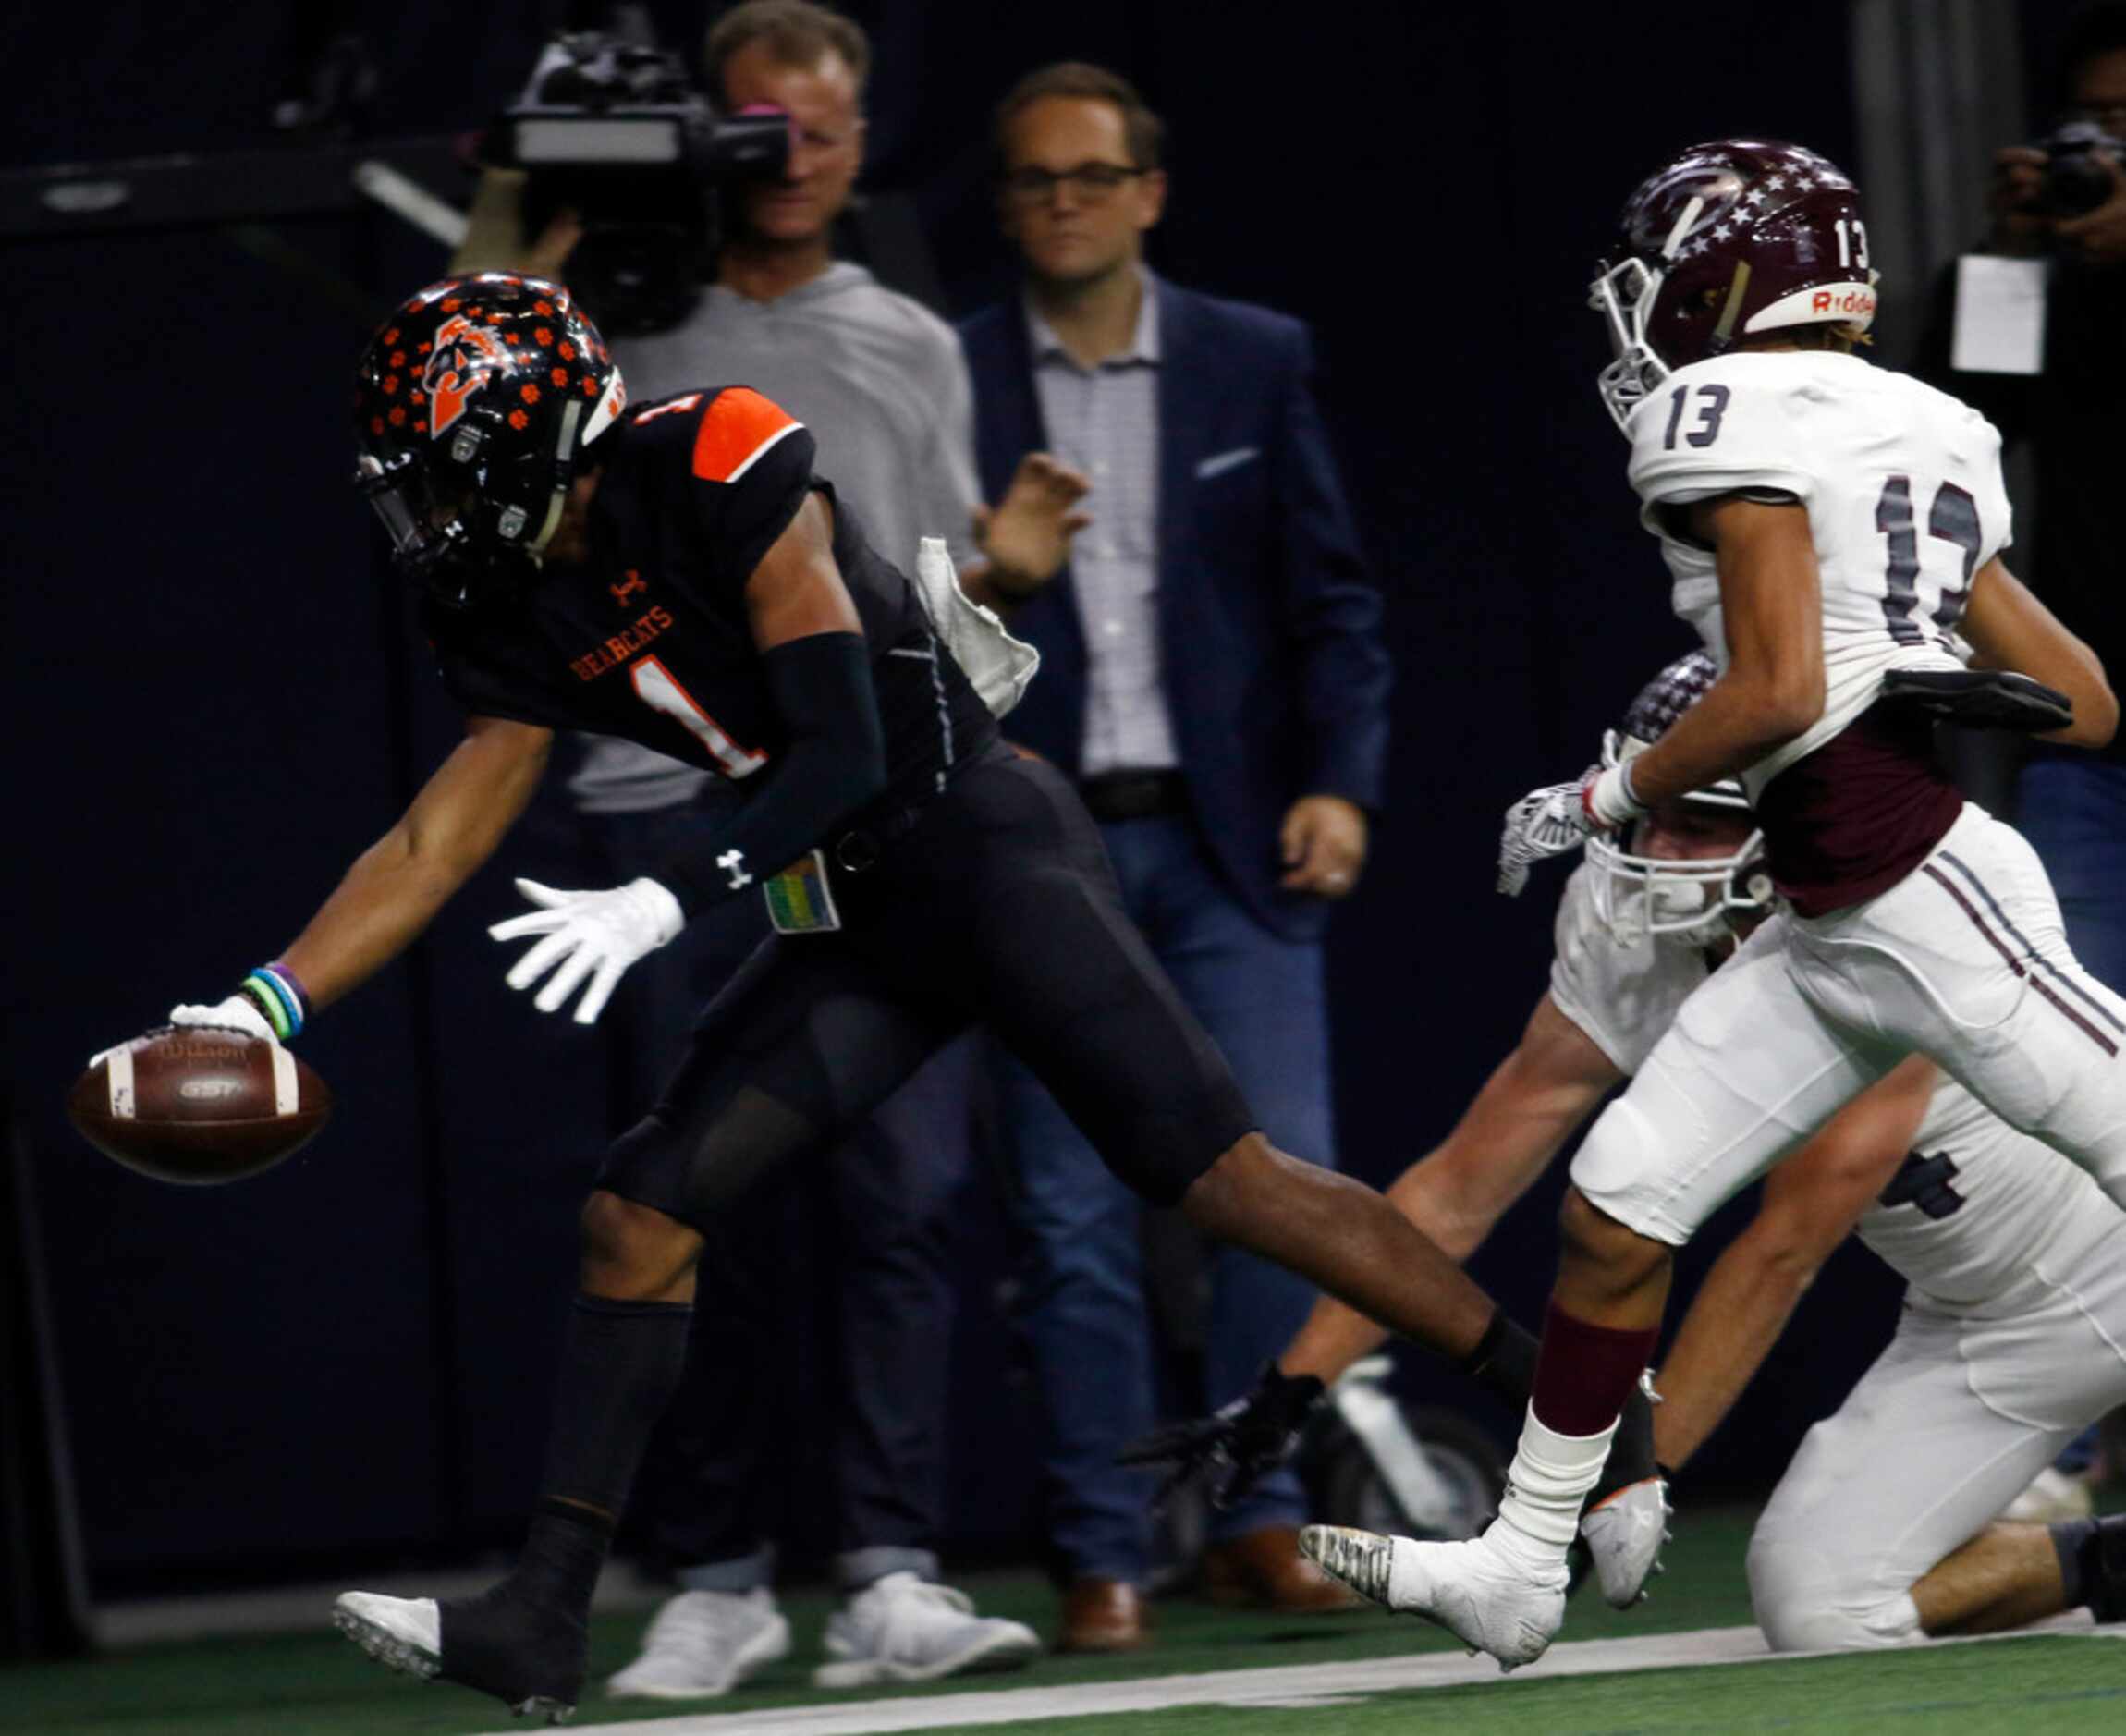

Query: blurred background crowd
[5,0,2123,1691]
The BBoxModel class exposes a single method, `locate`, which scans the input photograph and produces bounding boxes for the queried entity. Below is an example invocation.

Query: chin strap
[527,399,586,556]
[1709,259,1753,350]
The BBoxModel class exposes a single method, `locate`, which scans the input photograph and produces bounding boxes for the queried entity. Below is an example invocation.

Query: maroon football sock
[1529,1298,1658,1437]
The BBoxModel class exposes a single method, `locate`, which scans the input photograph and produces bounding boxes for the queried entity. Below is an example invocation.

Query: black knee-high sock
[507,1295,694,1614]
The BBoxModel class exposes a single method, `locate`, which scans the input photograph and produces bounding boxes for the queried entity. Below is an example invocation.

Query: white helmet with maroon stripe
[1586,650,1775,944]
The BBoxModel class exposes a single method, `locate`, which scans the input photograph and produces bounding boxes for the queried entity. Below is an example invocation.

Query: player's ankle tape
[239,963,308,1040]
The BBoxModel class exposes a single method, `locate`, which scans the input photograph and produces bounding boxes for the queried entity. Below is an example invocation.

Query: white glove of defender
[488,876,685,1026]
[1497,766,1643,897]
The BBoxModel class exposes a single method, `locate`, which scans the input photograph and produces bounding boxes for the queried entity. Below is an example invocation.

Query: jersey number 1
[629,655,767,779]
[1876,475,1980,646]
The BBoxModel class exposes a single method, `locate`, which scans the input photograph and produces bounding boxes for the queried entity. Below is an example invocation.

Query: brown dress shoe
[1202,1524,1365,1612]
[1057,1576,1151,1652]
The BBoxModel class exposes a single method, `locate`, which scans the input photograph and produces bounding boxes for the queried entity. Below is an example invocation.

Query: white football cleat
[605,1589,791,1701]
[1580,1476,1671,1608]
[334,1589,580,1724]
[813,1572,1041,1687]
[1301,1525,1565,1671]
[333,1591,441,1681]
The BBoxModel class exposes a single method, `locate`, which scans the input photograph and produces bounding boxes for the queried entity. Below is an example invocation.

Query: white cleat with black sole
[333,1589,579,1725]
[1579,1476,1671,1609]
[1300,1525,1566,1671]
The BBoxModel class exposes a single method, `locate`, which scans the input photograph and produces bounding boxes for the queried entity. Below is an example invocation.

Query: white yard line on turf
[506,1625,1751,1736]
[475,1616,2122,1736]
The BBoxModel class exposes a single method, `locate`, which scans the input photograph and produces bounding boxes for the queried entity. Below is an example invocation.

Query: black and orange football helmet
[353,274,626,606]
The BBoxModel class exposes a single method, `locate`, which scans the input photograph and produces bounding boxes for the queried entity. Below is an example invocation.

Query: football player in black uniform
[111,275,1586,1722]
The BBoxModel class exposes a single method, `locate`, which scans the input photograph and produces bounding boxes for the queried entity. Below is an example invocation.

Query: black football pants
[600,743,1256,1225]
[582,795,971,1585]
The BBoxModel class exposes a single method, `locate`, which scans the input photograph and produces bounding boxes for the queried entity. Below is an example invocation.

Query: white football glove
[488,876,685,1026]
[1497,765,1646,897]
[87,995,276,1072]
[171,995,280,1042]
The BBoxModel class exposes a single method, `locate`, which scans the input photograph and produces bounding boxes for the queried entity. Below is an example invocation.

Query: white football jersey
[1854,1079,2118,1310]
[1546,863,2116,1306]
[1627,351,2012,798]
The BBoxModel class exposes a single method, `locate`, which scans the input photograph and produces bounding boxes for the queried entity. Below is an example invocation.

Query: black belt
[1078,770,1190,824]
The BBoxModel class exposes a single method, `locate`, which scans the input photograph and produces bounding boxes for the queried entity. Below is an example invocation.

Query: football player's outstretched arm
[1620,497,1827,811]
[1961,557,2118,749]
[1277,992,1623,1382]
[278,716,554,1012]
[1650,1056,1936,1470]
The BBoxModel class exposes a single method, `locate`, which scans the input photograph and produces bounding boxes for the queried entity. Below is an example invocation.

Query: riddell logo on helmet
[424,316,510,440]
[1811,287,1876,317]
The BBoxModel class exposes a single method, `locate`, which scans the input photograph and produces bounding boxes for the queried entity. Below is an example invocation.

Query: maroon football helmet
[1590,140,1878,431]
[352,273,627,607]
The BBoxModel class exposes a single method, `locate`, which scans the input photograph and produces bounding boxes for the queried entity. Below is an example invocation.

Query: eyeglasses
[1000,162,1147,204]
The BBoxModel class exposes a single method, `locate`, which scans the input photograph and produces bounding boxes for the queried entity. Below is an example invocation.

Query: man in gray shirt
[453,0,1083,1700]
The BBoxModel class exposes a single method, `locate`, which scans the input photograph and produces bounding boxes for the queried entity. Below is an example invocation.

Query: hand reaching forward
[488,877,684,1026]
[972,452,1093,599]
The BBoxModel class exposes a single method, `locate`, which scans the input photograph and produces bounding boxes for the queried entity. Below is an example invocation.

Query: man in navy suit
[959,62,1392,1652]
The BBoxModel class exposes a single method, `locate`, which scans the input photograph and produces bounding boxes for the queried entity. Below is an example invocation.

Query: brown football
[67,1027,333,1185]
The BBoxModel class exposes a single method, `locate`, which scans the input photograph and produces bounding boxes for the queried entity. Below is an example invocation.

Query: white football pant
[1748,1221,2126,1650]
[1572,803,2126,1244]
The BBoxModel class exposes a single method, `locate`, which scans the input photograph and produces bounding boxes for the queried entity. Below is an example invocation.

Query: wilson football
[67,1027,332,1184]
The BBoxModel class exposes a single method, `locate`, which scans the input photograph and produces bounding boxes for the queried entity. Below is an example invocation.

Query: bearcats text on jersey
[569,606,675,682]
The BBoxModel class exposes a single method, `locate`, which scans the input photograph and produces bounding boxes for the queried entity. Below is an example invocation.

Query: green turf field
[5,1509,2120,1735]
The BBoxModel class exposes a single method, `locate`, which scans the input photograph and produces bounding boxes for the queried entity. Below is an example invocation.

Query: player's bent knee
[1559,1185,1666,1279]
[1568,1095,1695,1249]
[1748,1535,1919,1653]
[579,1190,702,1298]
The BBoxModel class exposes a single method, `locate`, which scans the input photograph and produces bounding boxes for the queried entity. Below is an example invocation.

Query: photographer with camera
[1916,2,2126,1520]
[1921,4,2126,987]
[453,0,1077,1700]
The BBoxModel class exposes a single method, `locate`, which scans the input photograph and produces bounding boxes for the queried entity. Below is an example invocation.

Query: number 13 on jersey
[1875,474,1979,647]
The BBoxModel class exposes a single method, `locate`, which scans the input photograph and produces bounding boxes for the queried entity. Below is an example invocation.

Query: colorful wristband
[238,962,310,1041]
